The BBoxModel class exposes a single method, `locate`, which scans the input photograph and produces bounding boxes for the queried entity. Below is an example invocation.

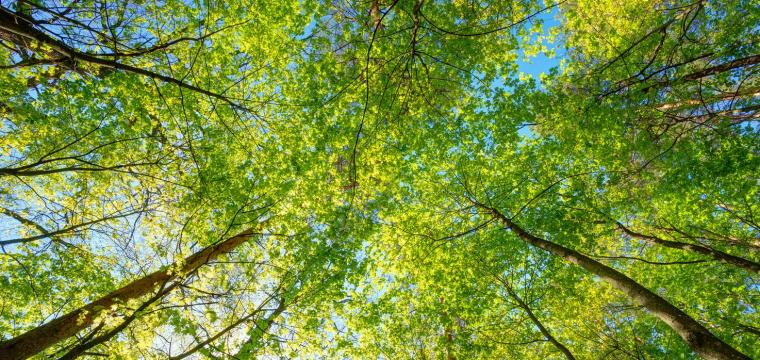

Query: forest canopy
[0,0,758,359]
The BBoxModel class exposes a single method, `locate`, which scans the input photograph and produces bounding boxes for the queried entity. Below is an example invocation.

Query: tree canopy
[0,0,757,359]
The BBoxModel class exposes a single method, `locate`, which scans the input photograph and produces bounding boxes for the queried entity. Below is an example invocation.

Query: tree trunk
[617,222,760,274]
[477,203,750,360]
[234,298,288,358]
[57,283,176,360]
[0,228,257,360]
[0,7,238,106]
[170,308,262,360]
[496,276,576,360]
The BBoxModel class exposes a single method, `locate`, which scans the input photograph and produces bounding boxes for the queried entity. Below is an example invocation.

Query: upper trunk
[0,228,257,360]
[616,222,760,274]
[478,203,749,360]
[497,276,576,360]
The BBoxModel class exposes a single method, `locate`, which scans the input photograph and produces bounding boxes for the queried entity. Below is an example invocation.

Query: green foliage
[0,0,757,359]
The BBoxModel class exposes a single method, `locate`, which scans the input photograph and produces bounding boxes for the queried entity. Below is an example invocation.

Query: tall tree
[0,227,260,359]
[1,0,757,359]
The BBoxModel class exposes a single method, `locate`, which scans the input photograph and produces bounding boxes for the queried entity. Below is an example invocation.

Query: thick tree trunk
[616,222,760,274]
[57,283,176,360]
[477,203,750,360]
[0,228,257,360]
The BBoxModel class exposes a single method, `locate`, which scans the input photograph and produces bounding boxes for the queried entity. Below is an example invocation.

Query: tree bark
[476,202,750,360]
[0,228,257,360]
[617,222,760,274]
[57,283,176,360]
[234,298,288,358]
[170,309,261,360]
[0,7,242,108]
[641,55,760,94]
[496,276,576,360]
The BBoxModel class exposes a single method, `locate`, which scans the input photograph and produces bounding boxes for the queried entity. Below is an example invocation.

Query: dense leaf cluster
[0,0,757,359]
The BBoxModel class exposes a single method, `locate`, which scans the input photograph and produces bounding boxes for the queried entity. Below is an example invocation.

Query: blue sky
[513,9,563,138]
[516,8,564,83]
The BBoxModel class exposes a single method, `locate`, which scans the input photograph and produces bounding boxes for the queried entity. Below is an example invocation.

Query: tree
[0,227,260,359]
[1,0,757,359]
